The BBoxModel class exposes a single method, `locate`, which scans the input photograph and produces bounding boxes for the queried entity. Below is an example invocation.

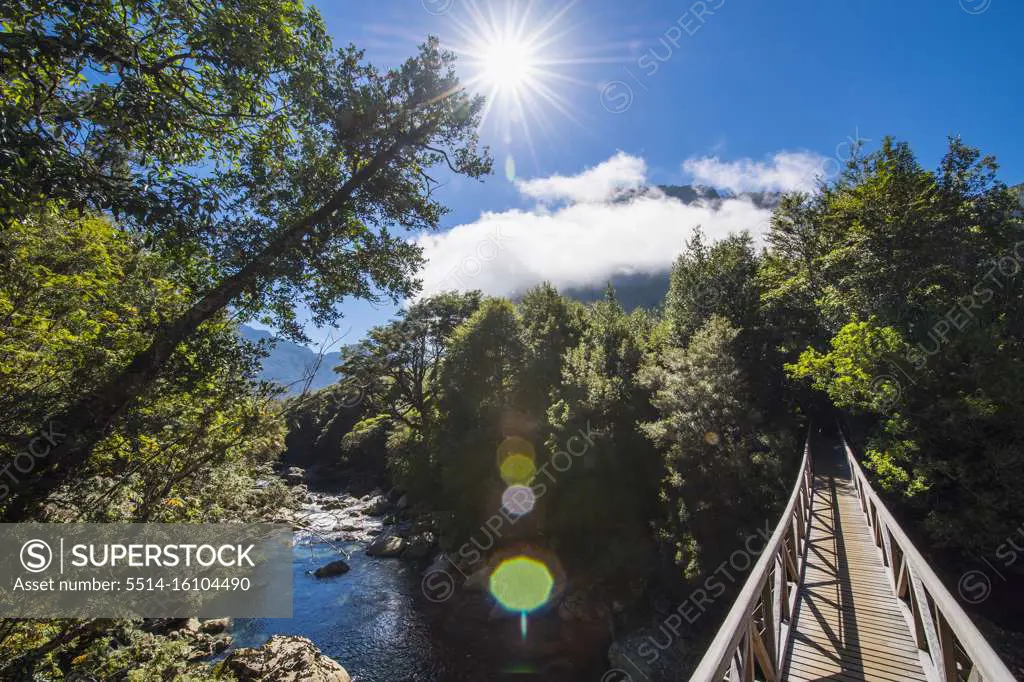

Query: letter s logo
[21,539,53,573]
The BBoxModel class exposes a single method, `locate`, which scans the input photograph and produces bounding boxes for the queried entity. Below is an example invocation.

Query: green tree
[517,282,584,417]
[641,316,785,578]
[0,208,287,520]
[543,290,660,579]
[1,0,330,222]
[435,299,526,539]
[665,230,761,345]
[334,291,483,499]
[3,32,492,519]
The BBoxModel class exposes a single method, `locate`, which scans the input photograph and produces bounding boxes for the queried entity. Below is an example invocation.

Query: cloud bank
[515,152,647,203]
[682,151,828,193]
[415,152,789,299]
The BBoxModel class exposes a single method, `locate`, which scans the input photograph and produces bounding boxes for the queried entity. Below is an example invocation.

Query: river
[226,490,612,681]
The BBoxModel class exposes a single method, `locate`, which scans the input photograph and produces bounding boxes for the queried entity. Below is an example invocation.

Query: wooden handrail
[836,424,1015,682]
[690,428,814,681]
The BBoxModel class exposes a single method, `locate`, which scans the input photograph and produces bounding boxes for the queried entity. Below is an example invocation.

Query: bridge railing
[837,425,1015,682]
[689,429,813,682]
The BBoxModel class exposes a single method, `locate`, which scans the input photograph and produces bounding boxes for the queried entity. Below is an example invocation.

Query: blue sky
[278,0,1023,350]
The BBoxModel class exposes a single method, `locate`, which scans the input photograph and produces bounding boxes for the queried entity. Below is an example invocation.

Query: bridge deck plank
[782,438,928,682]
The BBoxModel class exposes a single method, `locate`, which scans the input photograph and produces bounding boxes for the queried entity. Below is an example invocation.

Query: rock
[367,529,383,536]
[145,618,189,635]
[224,635,351,682]
[168,617,202,640]
[200,618,232,635]
[187,633,233,660]
[401,532,436,559]
[396,494,409,510]
[365,534,406,557]
[284,467,306,486]
[313,560,351,578]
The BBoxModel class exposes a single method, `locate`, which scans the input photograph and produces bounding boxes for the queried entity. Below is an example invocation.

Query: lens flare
[499,453,535,485]
[502,484,536,517]
[497,436,536,485]
[489,556,554,613]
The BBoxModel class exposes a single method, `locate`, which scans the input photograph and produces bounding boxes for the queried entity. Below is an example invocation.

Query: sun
[446,0,581,142]
[479,39,537,92]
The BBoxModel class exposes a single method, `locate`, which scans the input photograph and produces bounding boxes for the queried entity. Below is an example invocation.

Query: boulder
[224,635,351,682]
[284,467,306,486]
[313,560,351,578]
[401,532,436,559]
[365,534,406,557]
[200,618,232,635]
[169,618,201,638]
[188,633,232,660]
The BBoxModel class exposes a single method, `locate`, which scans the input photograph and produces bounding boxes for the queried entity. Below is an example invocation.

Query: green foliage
[777,137,1024,555]
[435,299,527,536]
[543,292,661,580]
[0,619,234,680]
[641,316,786,578]
[786,319,907,413]
[2,0,331,223]
[517,282,584,406]
[0,208,286,522]
[666,230,761,345]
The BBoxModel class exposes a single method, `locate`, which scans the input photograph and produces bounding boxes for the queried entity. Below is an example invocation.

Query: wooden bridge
[690,425,1016,682]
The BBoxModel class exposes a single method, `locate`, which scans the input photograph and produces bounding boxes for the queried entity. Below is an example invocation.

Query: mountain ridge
[239,325,342,394]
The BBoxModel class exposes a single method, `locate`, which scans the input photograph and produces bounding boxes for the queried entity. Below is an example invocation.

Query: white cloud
[415,153,773,299]
[515,151,646,203]
[682,151,828,193]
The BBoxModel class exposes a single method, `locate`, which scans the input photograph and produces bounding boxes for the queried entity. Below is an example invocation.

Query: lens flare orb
[497,436,536,485]
[488,556,554,613]
[501,484,536,517]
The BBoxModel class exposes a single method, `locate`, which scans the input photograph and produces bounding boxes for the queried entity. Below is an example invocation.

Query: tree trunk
[2,133,418,520]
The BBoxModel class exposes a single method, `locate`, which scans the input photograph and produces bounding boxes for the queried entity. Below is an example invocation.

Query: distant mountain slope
[239,325,341,394]
[563,271,671,311]
[655,184,782,210]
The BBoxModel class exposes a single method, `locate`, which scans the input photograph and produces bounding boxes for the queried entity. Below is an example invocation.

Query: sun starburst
[445,1,585,155]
